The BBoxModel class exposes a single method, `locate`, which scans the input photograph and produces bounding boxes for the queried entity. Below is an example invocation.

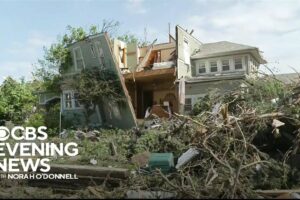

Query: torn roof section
[191,41,267,64]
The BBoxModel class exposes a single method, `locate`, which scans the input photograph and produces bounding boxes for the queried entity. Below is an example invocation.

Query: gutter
[175,74,246,84]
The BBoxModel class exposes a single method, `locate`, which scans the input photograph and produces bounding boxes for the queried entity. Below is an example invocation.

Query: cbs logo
[0,127,10,141]
[0,126,48,141]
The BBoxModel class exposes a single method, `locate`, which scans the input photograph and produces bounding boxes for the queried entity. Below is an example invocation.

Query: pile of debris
[1,75,300,199]
[46,75,300,199]
[125,75,300,199]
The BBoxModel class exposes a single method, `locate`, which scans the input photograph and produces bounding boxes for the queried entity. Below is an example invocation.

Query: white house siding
[192,54,250,76]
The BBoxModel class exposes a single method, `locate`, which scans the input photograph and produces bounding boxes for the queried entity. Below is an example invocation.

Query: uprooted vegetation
[1,74,300,199]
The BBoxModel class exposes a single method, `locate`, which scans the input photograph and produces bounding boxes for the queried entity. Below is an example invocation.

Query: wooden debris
[272,119,285,128]
[28,164,129,189]
[46,164,129,179]
[87,186,103,198]
[109,141,118,156]
[256,189,300,199]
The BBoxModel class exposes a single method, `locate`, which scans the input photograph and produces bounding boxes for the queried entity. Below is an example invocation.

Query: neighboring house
[39,25,267,129]
[176,25,267,113]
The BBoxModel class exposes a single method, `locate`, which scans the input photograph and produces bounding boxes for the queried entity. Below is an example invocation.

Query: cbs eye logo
[0,127,10,141]
[0,126,48,141]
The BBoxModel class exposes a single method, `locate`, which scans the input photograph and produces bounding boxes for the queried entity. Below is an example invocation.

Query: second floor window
[210,61,218,72]
[198,62,206,74]
[222,60,230,71]
[234,58,243,70]
[73,47,85,71]
[95,41,104,65]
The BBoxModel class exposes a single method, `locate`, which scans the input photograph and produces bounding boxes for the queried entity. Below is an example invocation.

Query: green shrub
[24,112,45,127]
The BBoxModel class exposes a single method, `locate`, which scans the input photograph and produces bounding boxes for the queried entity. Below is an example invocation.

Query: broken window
[210,61,218,72]
[73,47,85,71]
[222,60,230,71]
[234,58,243,70]
[64,92,72,109]
[198,62,206,74]
[73,93,82,108]
[184,98,192,112]
[63,91,82,110]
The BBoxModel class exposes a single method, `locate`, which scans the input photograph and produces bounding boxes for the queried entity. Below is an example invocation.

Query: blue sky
[1,0,300,82]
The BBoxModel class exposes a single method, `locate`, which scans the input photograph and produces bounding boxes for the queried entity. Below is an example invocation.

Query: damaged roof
[191,41,267,64]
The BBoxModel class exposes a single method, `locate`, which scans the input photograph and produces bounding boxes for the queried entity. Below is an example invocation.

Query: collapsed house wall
[60,33,137,129]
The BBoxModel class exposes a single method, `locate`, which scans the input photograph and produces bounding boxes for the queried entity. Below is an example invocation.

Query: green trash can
[148,153,174,174]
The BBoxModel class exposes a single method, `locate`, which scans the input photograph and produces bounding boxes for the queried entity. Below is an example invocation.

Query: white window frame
[196,62,206,75]
[63,90,84,110]
[234,57,243,70]
[221,59,230,71]
[209,60,218,73]
[63,91,73,110]
[73,47,85,71]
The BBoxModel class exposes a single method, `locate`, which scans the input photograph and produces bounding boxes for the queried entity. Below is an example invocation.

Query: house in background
[39,25,267,129]
[176,26,267,113]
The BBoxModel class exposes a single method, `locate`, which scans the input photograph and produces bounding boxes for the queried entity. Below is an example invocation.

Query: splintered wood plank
[43,164,129,179]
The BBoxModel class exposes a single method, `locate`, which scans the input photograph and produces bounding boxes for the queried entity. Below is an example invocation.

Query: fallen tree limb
[174,113,208,128]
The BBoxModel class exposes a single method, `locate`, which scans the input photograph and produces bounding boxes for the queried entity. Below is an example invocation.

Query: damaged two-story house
[39,33,137,129]
[39,25,266,129]
[114,25,266,117]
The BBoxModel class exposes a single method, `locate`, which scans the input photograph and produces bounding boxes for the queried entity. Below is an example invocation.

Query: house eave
[191,48,267,64]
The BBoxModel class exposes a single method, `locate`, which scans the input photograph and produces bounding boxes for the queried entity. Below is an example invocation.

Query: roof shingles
[191,41,257,59]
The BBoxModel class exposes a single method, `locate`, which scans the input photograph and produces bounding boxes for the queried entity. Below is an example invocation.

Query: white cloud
[0,61,33,82]
[7,32,53,58]
[1,32,54,83]
[184,0,300,73]
[126,0,147,14]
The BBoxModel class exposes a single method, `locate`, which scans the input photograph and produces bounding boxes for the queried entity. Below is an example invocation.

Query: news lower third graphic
[0,126,79,180]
